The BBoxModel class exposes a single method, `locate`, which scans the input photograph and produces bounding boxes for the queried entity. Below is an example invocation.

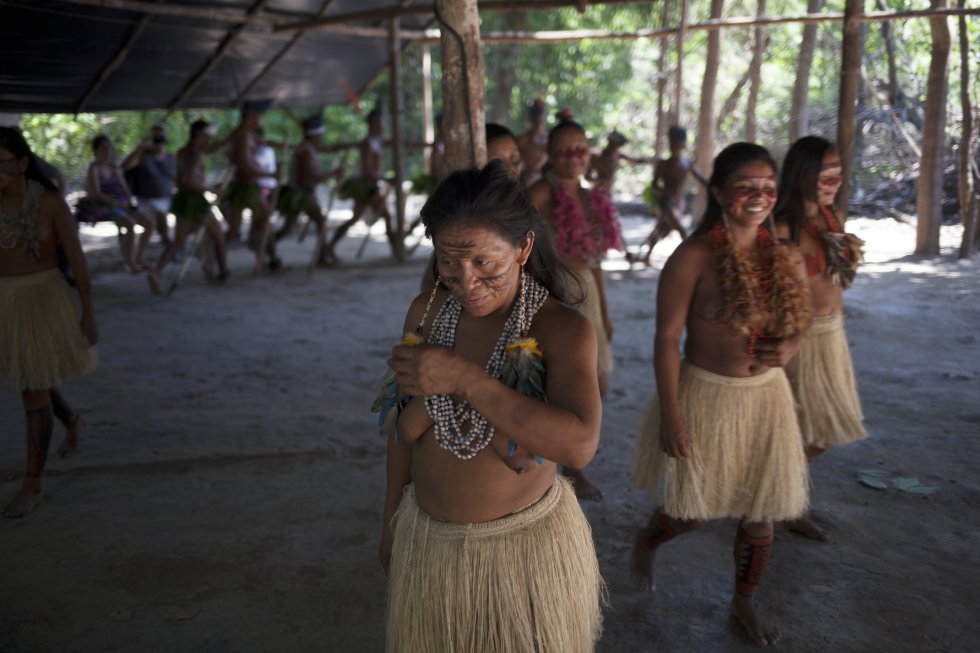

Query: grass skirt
[562,268,612,375]
[276,186,312,219]
[631,362,808,523]
[0,269,97,391]
[221,181,261,213]
[786,313,867,449]
[386,477,603,653]
[170,190,210,222]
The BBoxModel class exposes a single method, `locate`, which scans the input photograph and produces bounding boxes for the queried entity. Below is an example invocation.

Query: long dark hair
[693,142,778,236]
[421,159,575,304]
[485,122,516,147]
[0,126,59,192]
[774,135,836,244]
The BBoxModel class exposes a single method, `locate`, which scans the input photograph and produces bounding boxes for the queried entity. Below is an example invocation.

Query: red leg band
[734,527,774,597]
[646,512,681,550]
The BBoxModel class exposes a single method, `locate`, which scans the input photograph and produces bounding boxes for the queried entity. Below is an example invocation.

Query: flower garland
[708,221,811,356]
[802,205,865,289]
[550,178,623,263]
[372,270,549,466]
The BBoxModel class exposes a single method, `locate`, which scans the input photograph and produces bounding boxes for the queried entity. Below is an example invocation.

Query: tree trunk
[956,1,976,258]
[388,18,407,261]
[436,0,486,172]
[674,0,689,126]
[789,0,825,142]
[422,44,434,170]
[852,23,869,185]
[745,0,766,142]
[915,0,950,256]
[655,0,671,158]
[836,0,862,214]
[487,11,526,124]
[716,67,751,133]
[691,0,725,221]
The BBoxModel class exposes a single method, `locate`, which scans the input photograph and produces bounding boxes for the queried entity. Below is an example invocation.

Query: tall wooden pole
[915,0,951,256]
[956,0,975,258]
[746,0,766,142]
[655,0,671,157]
[691,0,725,221]
[422,44,434,170]
[837,0,862,215]
[436,0,486,171]
[674,0,689,125]
[389,17,407,261]
[790,0,826,142]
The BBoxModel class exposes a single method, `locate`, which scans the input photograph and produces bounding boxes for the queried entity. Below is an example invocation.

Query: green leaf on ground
[892,477,921,489]
[857,474,889,490]
[903,485,940,495]
[857,468,889,477]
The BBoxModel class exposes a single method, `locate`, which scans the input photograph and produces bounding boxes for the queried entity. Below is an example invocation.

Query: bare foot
[147,270,163,295]
[785,514,829,541]
[630,526,657,591]
[562,468,603,501]
[57,415,83,458]
[3,478,44,518]
[731,595,781,647]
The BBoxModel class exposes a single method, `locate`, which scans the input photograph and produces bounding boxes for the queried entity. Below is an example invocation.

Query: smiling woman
[377,160,604,653]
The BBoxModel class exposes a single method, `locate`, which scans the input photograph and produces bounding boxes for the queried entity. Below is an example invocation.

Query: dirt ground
[1,206,979,653]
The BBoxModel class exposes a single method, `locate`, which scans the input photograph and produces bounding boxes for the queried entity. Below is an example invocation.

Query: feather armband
[371,332,423,439]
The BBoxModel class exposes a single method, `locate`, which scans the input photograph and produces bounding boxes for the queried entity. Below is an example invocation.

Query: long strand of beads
[422,272,548,460]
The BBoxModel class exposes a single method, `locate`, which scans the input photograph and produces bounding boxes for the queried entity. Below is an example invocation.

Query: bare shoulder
[532,297,594,354]
[39,188,69,216]
[527,180,551,212]
[666,234,712,268]
[402,287,451,337]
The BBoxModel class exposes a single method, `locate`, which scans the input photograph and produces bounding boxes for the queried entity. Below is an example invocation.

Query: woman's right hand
[659,414,692,459]
[379,527,393,577]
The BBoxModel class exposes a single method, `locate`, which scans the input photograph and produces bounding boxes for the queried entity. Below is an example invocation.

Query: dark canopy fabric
[0,0,433,113]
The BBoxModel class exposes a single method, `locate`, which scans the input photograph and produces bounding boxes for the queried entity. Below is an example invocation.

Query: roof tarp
[0,0,433,113]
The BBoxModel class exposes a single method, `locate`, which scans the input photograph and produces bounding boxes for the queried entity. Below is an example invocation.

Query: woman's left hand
[389,344,468,396]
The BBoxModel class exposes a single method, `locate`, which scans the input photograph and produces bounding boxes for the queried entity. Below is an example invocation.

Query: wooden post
[790,0,825,142]
[691,0,725,221]
[915,0,950,256]
[422,44,434,170]
[436,0,486,171]
[746,0,766,142]
[674,0,689,125]
[956,0,975,258]
[389,17,408,261]
[655,0,671,157]
[837,0,862,215]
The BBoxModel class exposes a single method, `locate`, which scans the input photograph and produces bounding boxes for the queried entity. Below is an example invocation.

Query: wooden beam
[61,0,275,26]
[273,0,651,33]
[168,0,273,110]
[837,0,862,215]
[75,10,153,113]
[233,0,338,106]
[675,0,688,126]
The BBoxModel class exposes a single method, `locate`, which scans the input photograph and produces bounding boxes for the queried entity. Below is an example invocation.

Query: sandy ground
[1,203,979,653]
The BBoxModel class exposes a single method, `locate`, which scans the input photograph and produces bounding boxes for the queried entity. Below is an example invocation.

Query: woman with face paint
[528,109,623,502]
[0,127,98,518]
[380,161,603,652]
[774,136,867,541]
[629,143,812,647]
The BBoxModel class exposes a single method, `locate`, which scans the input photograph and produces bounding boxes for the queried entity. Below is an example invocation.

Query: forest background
[17,0,980,224]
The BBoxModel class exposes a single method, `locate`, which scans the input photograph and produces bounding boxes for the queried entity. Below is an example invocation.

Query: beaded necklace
[422,269,549,460]
[548,174,623,264]
[0,179,43,259]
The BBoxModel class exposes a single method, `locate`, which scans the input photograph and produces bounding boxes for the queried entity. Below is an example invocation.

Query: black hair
[190,120,211,137]
[485,122,517,147]
[693,142,778,236]
[547,109,585,151]
[91,134,110,154]
[774,135,837,244]
[420,159,575,304]
[0,126,59,192]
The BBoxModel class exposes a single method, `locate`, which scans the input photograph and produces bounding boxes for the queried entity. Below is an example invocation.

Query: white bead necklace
[423,269,549,460]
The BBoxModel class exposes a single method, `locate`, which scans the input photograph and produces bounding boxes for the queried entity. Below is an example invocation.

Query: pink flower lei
[551,182,624,262]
